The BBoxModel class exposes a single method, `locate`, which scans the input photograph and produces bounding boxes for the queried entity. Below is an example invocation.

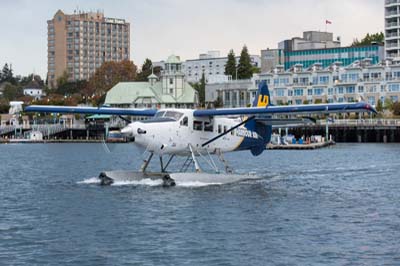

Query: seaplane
[25,81,376,186]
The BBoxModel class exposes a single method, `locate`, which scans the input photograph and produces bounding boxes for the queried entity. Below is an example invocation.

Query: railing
[318,119,400,126]
[386,22,399,28]
[386,11,399,16]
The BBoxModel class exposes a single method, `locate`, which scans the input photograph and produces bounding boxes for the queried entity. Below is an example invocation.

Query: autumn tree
[224,49,236,79]
[88,60,137,95]
[136,58,153,81]
[237,45,253,79]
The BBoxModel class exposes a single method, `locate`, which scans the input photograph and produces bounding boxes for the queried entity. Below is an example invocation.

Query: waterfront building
[261,31,384,72]
[154,51,261,84]
[284,45,384,70]
[47,10,130,88]
[385,0,400,58]
[104,55,198,109]
[206,59,400,107]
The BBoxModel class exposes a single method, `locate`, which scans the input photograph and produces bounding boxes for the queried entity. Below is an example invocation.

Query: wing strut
[201,116,255,147]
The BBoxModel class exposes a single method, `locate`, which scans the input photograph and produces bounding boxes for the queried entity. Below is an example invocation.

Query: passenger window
[193,121,203,131]
[204,122,213,132]
[180,116,188,126]
[218,125,222,134]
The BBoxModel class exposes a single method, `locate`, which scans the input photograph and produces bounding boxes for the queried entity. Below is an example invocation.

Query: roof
[147,73,158,80]
[104,80,197,105]
[166,55,181,64]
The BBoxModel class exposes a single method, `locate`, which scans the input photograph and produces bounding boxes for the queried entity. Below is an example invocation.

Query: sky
[0,0,383,78]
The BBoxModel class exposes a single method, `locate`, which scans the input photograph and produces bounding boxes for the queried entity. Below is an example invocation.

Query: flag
[326,20,332,24]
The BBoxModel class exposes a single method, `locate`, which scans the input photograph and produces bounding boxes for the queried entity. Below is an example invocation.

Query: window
[275,88,285,97]
[193,121,203,131]
[180,116,188,126]
[204,122,213,132]
[169,78,173,85]
[294,88,303,96]
[218,125,222,134]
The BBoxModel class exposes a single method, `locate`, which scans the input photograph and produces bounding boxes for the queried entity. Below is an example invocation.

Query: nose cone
[121,125,133,136]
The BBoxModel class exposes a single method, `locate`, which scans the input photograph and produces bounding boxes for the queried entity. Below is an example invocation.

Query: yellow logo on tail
[257,95,269,107]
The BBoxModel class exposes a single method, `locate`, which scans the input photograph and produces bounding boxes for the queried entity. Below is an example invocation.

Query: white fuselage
[121,109,260,156]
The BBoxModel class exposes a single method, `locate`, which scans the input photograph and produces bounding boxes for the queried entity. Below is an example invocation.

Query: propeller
[101,116,132,153]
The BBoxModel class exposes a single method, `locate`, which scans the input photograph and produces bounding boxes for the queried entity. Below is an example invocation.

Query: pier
[286,119,400,143]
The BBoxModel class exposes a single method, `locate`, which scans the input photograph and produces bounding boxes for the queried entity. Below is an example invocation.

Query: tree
[191,73,206,107]
[376,99,383,112]
[214,96,223,108]
[392,102,400,116]
[351,32,384,47]
[384,98,394,110]
[135,58,153,81]
[224,49,236,78]
[3,83,23,101]
[237,45,253,79]
[56,70,69,89]
[88,60,137,95]
[1,63,15,84]
[56,80,89,96]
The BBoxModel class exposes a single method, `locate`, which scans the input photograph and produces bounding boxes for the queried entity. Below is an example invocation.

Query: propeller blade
[201,116,255,147]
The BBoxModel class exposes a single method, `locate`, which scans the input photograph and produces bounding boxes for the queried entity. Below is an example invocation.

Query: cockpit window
[165,111,184,121]
[180,116,188,126]
[154,111,166,118]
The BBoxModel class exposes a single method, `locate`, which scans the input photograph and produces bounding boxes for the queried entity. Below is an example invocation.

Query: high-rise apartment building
[47,10,130,88]
[385,0,400,58]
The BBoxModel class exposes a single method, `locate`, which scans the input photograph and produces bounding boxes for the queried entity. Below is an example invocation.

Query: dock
[267,141,335,150]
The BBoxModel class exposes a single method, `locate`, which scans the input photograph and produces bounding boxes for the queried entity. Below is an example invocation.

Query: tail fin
[252,80,271,108]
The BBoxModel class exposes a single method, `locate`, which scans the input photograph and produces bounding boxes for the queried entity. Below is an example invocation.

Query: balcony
[386,0,399,5]
[386,22,399,28]
[386,10,399,17]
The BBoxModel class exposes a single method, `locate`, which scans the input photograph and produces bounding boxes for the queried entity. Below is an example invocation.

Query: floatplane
[25,81,376,186]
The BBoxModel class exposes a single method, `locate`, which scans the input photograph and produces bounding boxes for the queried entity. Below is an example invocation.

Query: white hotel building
[206,59,400,108]
[385,0,400,58]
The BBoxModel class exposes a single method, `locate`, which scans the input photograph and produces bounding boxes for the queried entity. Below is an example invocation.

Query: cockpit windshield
[154,111,184,121]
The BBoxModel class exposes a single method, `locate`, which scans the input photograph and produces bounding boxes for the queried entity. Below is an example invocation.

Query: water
[1,143,400,265]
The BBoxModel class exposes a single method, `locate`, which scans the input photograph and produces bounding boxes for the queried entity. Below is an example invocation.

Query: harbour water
[1,143,400,265]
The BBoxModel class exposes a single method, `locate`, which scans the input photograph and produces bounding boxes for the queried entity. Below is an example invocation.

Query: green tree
[3,83,23,101]
[376,99,383,112]
[351,32,384,47]
[237,45,253,79]
[192,73,206,107]
[224,49,236,78]
[135,58,153,81]
[1,63,15,84]
[56,70,69,89]
[384,98,394,110]
[214,96,223,108]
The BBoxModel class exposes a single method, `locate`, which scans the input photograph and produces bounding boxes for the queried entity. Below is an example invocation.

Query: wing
[193,102,376,117]
[24,105,157,116]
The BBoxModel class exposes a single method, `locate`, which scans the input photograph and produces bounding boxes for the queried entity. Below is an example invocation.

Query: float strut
[140,152,154,173]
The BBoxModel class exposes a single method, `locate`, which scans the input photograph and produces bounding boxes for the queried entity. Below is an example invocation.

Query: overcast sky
[0,0,383,78]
